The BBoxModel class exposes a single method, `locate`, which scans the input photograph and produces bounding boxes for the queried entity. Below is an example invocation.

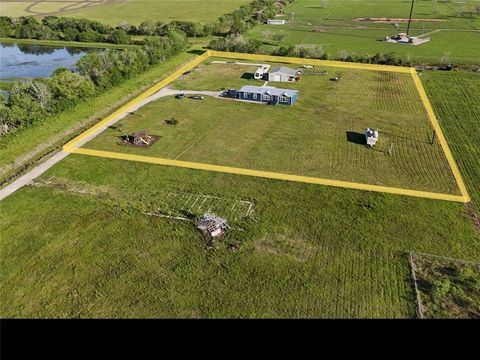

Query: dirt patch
[31,176,114,197]
[355,17,445,24]
[256,233,315,262]
[466,202,480,236]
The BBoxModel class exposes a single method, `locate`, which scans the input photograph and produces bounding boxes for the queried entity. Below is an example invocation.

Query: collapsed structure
[123,130,158,147]
[197,213,230,238]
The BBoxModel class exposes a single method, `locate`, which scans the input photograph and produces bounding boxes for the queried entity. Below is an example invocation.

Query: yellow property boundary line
[64,50,470,203]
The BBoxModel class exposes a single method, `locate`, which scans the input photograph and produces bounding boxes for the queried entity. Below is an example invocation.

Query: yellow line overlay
[63,51,470,203]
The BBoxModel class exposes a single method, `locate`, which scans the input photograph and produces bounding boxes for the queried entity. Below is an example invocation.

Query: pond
[0,42,96,80]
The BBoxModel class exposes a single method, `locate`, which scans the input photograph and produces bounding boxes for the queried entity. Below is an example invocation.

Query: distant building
[267,19,286,25]
[237,85,299,106]
[268,66,300,82]
[365,128,379,147]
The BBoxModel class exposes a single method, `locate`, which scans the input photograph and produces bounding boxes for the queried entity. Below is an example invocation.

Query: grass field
[82,58,461,196]
[422,70,480,208]
[1,151,478,318]
[247,0,480,64]
[0,0,251,25]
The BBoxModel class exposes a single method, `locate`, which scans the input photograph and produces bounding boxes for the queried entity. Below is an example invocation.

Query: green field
[0,0,251,25]
[83,59,460,195]
[247,0,480,64]
[422,70,480,208]
[1,149,478,318]
[1,61,479,319]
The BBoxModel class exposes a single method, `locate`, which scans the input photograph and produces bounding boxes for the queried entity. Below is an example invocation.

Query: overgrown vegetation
[0,32,187,137]
[412,253,480,318]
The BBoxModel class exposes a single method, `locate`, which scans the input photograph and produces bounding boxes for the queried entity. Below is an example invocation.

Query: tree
[271,32,286,45]
[108,28,130,44]
[50,68,95,110]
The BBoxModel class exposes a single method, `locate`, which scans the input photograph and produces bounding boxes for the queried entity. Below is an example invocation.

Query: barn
[268,66,299,82]
[237,85,299,106]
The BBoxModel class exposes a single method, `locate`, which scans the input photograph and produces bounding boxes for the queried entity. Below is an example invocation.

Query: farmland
[82,58,461,196]
[1,0,480,320]
[247,0,480,64]
[1,152,478,318]
[0,0,252,25]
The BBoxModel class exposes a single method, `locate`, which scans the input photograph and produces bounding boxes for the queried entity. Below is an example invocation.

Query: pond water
[0,42,96,80]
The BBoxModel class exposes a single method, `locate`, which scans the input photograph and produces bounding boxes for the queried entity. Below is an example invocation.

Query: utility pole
[406,0,415,36]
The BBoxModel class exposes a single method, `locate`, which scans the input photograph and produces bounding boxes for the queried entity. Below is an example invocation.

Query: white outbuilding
[268,66,299,82]
[365,128,379,147]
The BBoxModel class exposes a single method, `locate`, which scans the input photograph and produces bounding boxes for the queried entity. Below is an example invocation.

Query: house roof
[239,85,298,98]
[269,66,298,76]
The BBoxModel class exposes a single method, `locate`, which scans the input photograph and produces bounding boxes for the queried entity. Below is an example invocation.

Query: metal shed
[268,66,299,82]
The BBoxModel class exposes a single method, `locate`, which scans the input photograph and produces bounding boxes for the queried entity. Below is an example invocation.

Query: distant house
[237,85,299,106]
[268,66,299,82]
[267,19,286,25]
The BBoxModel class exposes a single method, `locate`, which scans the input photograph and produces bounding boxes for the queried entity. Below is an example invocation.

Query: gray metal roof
[239,85,298,98]
[269,66,298,76]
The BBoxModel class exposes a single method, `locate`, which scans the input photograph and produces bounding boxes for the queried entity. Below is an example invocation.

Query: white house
[268,66,299,82]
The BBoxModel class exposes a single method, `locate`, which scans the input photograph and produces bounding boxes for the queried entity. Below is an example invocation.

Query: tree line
[0,32,187,136]
[0,0,294,44]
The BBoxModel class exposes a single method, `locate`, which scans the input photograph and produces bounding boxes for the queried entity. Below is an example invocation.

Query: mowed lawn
[1,153,478,318]
[247,0,480,64]
[422,70,480,208]
[84,60,460,195]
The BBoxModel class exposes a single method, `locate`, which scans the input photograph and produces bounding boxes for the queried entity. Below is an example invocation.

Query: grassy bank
[0,51,197,183]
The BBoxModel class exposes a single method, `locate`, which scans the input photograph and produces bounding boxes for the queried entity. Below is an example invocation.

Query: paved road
[0,87,222,201]
[0,150,70,201]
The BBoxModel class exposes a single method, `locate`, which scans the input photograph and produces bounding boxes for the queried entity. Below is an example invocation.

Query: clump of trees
[208,34,263,53]
[0,31,187,136]
[0,16,132,44]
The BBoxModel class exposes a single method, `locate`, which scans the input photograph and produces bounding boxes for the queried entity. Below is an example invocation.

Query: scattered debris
[197,213,230,238]
[122,130,159,148]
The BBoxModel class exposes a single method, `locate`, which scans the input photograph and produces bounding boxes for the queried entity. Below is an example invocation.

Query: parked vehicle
[175,93,186,99]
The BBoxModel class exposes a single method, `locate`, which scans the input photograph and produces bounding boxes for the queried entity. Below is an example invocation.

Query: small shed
[197,213,229,238]
[268,66,300,82]
[365,128,379,147]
